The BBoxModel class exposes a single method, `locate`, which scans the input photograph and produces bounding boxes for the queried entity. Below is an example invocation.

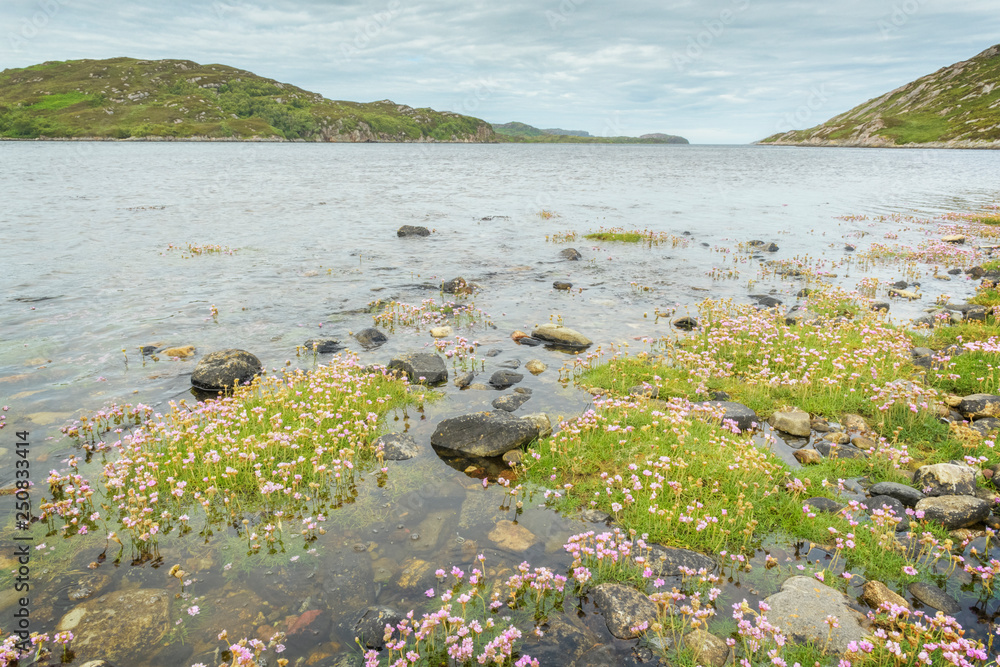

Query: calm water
[1,143,999,665]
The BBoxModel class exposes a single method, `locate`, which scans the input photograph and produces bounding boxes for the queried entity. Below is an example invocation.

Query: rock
[397,225,430,237]
[797,289,813,298]
[355,606,404,649]
[485,348,503,357]
[915,496,990,529]
[303,338,343,353]
[907,582,960,614]
[353,327,389,349]
[532,323,593,348]
[958,394,1000,419]
[868,482,925,508]
[860,581,909,610]
[805,497,845,514]
[429,326,453,338]
[769,408,812,437]
[574,645,617,666]
[866,495,909,532]
[701,401,759,433]
[889,289,919,300]
[431,411,539,457]
[488,520,537,551]
[489,369,524,389]
[845,244,856,252]
[442,277,470,294]
[912,463,978,497]
[161,345,195,358]
[811,417,831,432]
[629,384,659,399]
[794,449,823,465]
[762,576,869,654]
[843,414,872,432]
[375,433,420,461]
[814,441,867,460]
[502,449,522,465]
[871,301,890,313]
[454,371,474,388]
[78,661,116,667]
[498,359,521,369]
[492,393,531,412]
[560,248,582,260]
[672,316,698,331]
[683,630,730,667]
[553,281,573,290]
[190,349,262,393]
[645,544,716,577]
[965,305,988,321]
[823,431,851,444]
[525,360,547,375]
[591,583,658,639]
[966,266,985,278]
[942,234,966,244]
[387,352,448,385]
[521,413,553,438]
[851,435,877,450]
[763,242,779,252]
[750,294,782,308]
[57,589,169,662]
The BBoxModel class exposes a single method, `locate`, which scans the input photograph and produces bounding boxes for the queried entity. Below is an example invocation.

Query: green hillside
[0,57,494,142]
[492,121,688,144]
[760,44,1000,148]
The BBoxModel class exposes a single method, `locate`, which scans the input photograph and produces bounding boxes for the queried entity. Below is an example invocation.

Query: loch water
[1,142,999,666]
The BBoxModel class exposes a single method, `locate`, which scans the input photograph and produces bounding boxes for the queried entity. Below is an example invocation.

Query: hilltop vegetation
[761,44,1000,148]
[0,57,494,142]
[493,120,688,144]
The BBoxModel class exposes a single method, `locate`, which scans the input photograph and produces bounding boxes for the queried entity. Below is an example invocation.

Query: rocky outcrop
[190,349,262,392]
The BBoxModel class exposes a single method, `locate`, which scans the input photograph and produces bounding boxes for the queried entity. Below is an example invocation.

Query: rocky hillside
[760,44,1000,148]
[0,57,495,142]
[493,121,687,144]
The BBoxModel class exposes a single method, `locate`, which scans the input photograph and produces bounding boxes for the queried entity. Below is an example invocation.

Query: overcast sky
[2,0,997,143]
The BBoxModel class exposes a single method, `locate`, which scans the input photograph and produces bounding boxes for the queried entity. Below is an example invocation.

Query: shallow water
[1,143,999,665]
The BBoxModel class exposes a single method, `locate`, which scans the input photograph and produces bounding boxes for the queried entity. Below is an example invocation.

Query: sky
[2,0,998,143]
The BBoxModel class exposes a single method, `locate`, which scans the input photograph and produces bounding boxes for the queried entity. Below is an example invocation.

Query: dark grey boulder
[869,482,925,508]
[645,545,716,577]
[191,349,262,393]
[442,277,470,294]
[303,338,343,353]
[430,411,539,457]
[397,225,430,237]
[701,401,758,433]
[750,294,782,308]
[454,371,475,388]
[915,496,990,530]
[560,248,582,260]
[354,327,388,349]
[492,393,531,412]
[958,394,1000,419]
[355,606,405,649]
[553,281,573,290]
[866,495,909,532]
[387,352,447,385]
[489,369,524,389]
[375,433,420,461]
[805,497,845,514]
[673,316,698,331]
[907,582,960,614]
[814,441,867,460]
[965,305,988,321]
[871,301,890,313]
[591,583,658,640]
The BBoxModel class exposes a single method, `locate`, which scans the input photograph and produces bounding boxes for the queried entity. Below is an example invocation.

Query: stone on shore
[683,630,730,667]
[431,411,539,457]
[958,394,1000,419]
[868,482,925,508]
[769,407,812,437]
[866,495,909,531]
[521,413,553,438]
[762,576,869,654]
[860,580,909,610]
[354,327,389,349]
[492,393,531,412]
[489,369,524,389]
[397,225,430,237]
[914,496,990,530]
[794,449,823,465]
[814,441,867,460]
[701,401,759,433]
[907,582,960,614]
[531,323,592,348]
[429,326,453,338]
[387,352,448,385]
[191,349,262,392]
[912,463,978,497]
[303,338,343,353]
[591,583,658,639]
[645,544,716,577]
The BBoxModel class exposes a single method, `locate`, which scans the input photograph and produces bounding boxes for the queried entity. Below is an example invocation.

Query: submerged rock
[303,338,343,353]
[354,327,389,349]
[375,433,420,460]
[397,225,430,237]
[387,352,448,385]
[57,589,170,662]
[431,411,539,457]
[190,349,262,392]
[763,577,868,654]
[487,520,537,551]
[591,583,658,639]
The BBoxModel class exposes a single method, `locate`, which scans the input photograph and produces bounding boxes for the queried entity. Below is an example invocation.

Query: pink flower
[425,588,435,597]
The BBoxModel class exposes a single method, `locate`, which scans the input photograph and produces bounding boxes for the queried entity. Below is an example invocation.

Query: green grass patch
[970,287,1000,308]
[28,91,93,110]
[584,231,644,242]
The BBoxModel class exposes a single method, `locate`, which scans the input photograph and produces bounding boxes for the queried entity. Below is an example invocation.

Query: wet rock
[498,359,521,369]
[763,576,869,654]
[907,582,960,614]
[454,371,474,388]
[521,413,553,438]
[355,606,404,649]
[492,393,531,412]
[78,661,116,667]
[387,352,448,385]
[376,433,420,461]
[502,449,522,465]
[942,234,966,244]
[797,288,813,298]
[701,401,759,433]
[868,482,925,508]
[823,431,852,444]
[161,345,195,358]
[429,326,453,338]
[575,645,618,666]
[442,277,471,294]
[915,496,990,529]
[532,323,593,348]
[431,411,539,457]
[871,301,890,313]
[397,225,430,237]
[913,463,978,497]
[323,545,375,610]
[805,497,845,514]
[750,294,782,308]
[683,629,730,667]
[560,247,582,260]
[645,544,716,577]
[574,509,612,523]
[66,574,111,601]
[769,407,811,437]
[488,520,537,551]
[303,338,343,353]
[672,316,698,331]
[851,435,877,450]
[866,495,909,532]
[353,327,389,349]
[958,394,1000,419]
[794,449,822,465]
[811,417,831,432]
[190,349,262,392]
[591,583,658,639]
[814,441,867,460]
[553,281,573,290]
[489,369,524,389]
[57,589,169,662]
[523,613,601,664]
[525,360,547,375]
[860,580,909,610]
[485,348,503,357]
[965,305,988,321]
[629,384,659,399]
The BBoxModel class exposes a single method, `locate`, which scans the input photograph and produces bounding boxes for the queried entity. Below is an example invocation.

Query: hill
[0,57,494,142]
[759,44,1000,148]
[492,121,687,144]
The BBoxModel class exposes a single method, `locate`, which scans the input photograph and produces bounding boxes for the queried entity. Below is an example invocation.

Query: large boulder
[762,577,869,654]
[700,401,759,433]
[431,411,539,457]
[958,394,1000,419]
[56,589,170,662]
[769,408,811,437]
[868,482,924,508]
[914,496,990,530]
[191,349,262,392]
[591,583,658,639]
[387,352,448,385]
[912,463,977,497]
[531,324,592,348]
